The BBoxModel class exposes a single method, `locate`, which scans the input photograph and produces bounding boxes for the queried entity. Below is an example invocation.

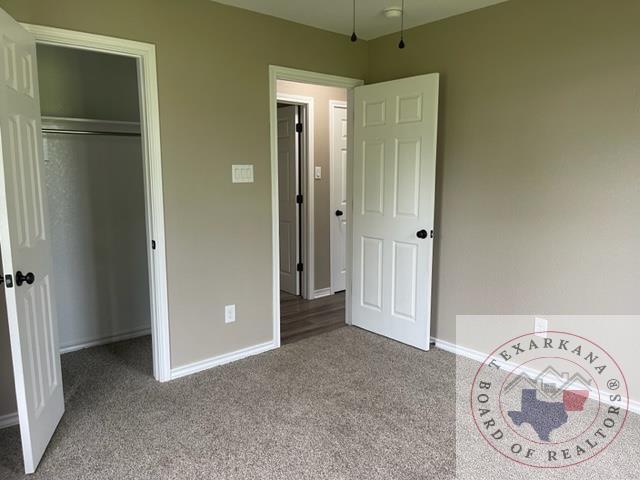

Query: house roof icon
[504,366,592,401]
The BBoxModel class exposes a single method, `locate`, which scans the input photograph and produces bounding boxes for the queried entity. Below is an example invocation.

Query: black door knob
[416,229,428,239]
[16,271,35,286]
[335,210,344,217]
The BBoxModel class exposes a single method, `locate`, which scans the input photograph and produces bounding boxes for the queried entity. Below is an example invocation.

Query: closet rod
[42,129,141,137]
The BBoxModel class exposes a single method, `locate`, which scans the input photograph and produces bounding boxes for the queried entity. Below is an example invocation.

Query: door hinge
[296,263,304,272]
[295,123,303,133]
[151,240,157,250]
[296,194,303,204]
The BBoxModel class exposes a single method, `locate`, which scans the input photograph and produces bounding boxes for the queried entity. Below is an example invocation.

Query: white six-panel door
[277,105,299,295]
[0,8,65,473]
[330,102,347,293]
[352,74,439,350]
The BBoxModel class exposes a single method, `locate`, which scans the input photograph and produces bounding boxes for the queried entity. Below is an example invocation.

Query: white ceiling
[213,0,509,40]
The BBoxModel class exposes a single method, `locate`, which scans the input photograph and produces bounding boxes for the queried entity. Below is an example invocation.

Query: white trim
[432,337,640,415]
[276,93,315,300]
[22,24,171,382]
[329,100,347,295]
[625,398,640,415]
[273,66,363,89]
[432,337,487,363]
[344,88,356,326]
[0,412,19,429]
[270,66,363,346]
[170,341,277,380]
[313,287,332,299]
[59,328,151,354]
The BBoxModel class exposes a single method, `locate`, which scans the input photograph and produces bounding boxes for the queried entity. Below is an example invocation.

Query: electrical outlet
[225,304,236,324]
[534,317,548,338]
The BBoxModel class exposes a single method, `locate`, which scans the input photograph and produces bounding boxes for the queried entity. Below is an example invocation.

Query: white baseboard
[313,288,332,299]
[432,336,640,415]
[59,327,151,354]
[0,412,18,429]
[170,340,278,380]
[432,337,487,363]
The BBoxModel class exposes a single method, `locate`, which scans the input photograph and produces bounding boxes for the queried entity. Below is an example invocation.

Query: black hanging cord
[351,0,358,42]
[398,0,406,49]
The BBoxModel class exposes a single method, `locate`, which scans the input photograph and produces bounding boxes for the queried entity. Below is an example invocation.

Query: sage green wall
[367,0,640,344]
[0,0,368,374]
[37,44,139,121]
[276,80,347,292]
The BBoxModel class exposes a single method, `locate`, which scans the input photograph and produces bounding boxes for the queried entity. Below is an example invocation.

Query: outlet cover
[534,316,548,338]
[225,304,236,323]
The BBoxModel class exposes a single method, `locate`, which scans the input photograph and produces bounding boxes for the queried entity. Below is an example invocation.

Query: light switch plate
[314,166,322,179]
[534,316,548,337]
[225,304,236,323]
[232,164,254,183]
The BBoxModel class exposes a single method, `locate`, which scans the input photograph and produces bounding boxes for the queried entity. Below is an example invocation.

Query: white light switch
[232,164,254,183]
[225,304,236,323]
[314,166,322,179]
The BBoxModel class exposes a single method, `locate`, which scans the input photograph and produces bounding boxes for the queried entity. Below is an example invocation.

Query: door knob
[416,229,428,239]
[16,271,35,286]
[335,210,344,217]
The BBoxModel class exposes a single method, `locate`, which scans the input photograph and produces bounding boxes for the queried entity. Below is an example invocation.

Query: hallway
[280,292,345,344]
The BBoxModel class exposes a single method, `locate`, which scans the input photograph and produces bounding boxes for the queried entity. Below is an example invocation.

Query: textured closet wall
[276,81,347,292]
[44,133,150,351]
[36,44,140,121]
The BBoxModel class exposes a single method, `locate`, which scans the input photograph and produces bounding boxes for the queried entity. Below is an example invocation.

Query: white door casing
[330,101,347,293]
[21,23,171,383]
[270,67,362,345]
[0,9,65,473]
[351,74,439,350]
[277,105,299,295]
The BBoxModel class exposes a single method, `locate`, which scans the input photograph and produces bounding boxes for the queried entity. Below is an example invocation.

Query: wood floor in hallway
[280,291,345,344]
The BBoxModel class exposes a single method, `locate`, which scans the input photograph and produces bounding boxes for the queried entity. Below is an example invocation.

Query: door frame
[276,94,313,299]
[329,99,348,295]
[269,66,363,346]
[21,24,171,382]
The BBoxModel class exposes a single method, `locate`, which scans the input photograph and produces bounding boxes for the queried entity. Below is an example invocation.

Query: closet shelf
[41,116,141,137]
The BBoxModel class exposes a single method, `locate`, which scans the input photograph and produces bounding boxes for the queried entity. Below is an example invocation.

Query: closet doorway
[23,24,171,384]
[0,20,169,473]
[38,44,151,356]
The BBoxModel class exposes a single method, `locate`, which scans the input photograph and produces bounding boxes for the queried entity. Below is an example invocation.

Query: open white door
[277,105,299,295]
[351,74,439,350]
[0,8,64,473]
[330,102,347,293]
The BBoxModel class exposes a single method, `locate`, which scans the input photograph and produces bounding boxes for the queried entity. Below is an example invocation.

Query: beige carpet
[0,327,638,479]
[0,327,455,479]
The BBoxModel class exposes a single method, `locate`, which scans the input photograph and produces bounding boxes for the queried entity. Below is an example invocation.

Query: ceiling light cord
[351,0,358,42]
[399,0,406,48]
